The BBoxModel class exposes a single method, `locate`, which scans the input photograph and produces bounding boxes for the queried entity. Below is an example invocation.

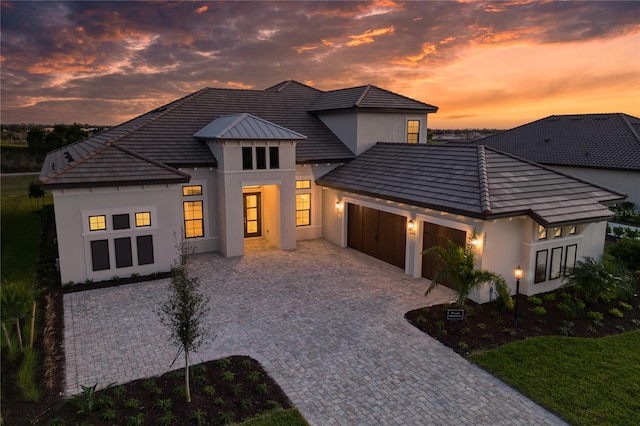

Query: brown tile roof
[316,143,626,226]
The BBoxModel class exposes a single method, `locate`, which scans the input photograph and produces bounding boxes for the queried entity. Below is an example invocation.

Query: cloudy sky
[1,1,639,129]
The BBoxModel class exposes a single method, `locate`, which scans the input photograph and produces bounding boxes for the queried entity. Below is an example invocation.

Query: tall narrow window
[256,147,266,169]
[242,147,253,170]
[89,215,107,231]
[564,244,577,276]
[535,250,548,283]
[90,239,110,271]
[135,212,151,227]
[407,120,420,143]
[549,247,563,280]
[269,147,279,169]
[114,237,133,268]
[296,193,311,226]
[184,201,204,238]
[137,235,154,265]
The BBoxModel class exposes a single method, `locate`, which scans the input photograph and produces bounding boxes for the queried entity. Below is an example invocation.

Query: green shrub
[618,301,633,311]
[126,412,145,426]
[124,398,140,409]
[153,398,172,411]
[543,293,556,302]
[190,409,206,426]
[609,308,624,318]
[607,238,640,272]
[221,371,235,382]
[70,384,99,415]
[216,358,231,368]
[202,385,215,396]
[562,257,615,304]
[587,311,605,325]
[157,411,178,426]
[100,409,117,422]
[557,297,586,318]
[458,341,469,351]
[527,296,543,305]
[17,348,39,402]
[531,306,547,316]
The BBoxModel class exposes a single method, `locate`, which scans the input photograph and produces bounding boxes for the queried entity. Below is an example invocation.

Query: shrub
[100,409,117,422]
[17,348,39,402]
[190,409,206,426]
[126,412,145,426]
[559,320,574,336]
[619,301,633,311]
[202,385,215,396]
[124,398,141,409]
[587,311,605,326]
[216,358,232,368]
[71,384,99,415]
[609,308,624,318]
[543,293,556,302]
[256,383,269,394]
[415,315,427,325]
[221,371,235,382]
[153,398,172,411]
[562,257,615,304]
[557,297,586,318]
[531,306,547,316]
[157,411,178,426]
[458,341,469,351]
[526,296,543,305]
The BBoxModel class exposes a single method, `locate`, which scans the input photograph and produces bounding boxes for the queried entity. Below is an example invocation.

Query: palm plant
[422,236,513,308]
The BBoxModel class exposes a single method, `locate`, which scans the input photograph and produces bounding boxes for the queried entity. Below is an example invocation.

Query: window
[256,147,267,169]
[538,225,547,240]
[564,244,577,276]
[269,147,279,169]
[90,240,110,271]
[553,228,562,238]
[137,235,154,265]
[296,180,311,189]
[296,193,311,226]
[184,201,204,238]
[182,185,202,196]
[89,215,107,231]
[112,214,130,230]
[407,120,420,143]
[242,147,253,170]
[535,249,548,283]
[568,226,577,235]
[114,237,133,268]
[135,212,151,227]
[549,247,563,280]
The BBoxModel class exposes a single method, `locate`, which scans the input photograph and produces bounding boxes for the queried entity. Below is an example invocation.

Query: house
[38,81,626,303]
[474,113,640,208]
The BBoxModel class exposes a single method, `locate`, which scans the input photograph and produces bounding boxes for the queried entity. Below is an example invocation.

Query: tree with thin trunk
[158,238,210,402]
[423,232,513,308]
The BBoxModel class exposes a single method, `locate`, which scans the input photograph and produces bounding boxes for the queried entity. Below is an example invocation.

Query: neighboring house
[38,81,625,303]
[475,113,640,208]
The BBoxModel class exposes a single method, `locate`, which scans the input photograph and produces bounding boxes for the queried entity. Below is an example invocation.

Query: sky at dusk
[1,0,639,129]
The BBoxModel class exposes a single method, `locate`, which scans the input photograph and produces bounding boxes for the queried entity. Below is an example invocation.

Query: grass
[470,330,640,425]
[1,174,44,282]
[234,408,309,426]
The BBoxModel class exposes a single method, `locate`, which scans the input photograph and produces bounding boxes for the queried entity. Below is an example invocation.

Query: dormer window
[407,120,420,143]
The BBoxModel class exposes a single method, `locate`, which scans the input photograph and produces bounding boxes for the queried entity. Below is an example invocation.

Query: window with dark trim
[184,201,204,238]
[89,215,107,231]
[549,247,563,280]
[269,147,279,169]
[296,180,311,189]
[135,212,151,227]
[296,193,311,226]
[538,225,547,240]
[114,237,133,268]
[407,120,420,143]
[182,185,202,196]
[568,226,577,235]
[242,147,253,170]
[137,235,154,265]
[112,214,130,230]
[535,249,548,283]
[564,244,577,276]
[554,228,563,238]
[90,239,110,271]
[256,147,267,169]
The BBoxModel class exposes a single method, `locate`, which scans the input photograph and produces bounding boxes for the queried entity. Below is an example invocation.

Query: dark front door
[243,193,261,238]
[422,223,466,282]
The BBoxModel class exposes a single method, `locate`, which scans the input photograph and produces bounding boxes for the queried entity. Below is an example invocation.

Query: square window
[112,214,130,230]
[296,180,311,189]
[135,212,151,227]
[269,147,279,169]
[89,215,106,231]
[256,147,266,169]
[182,185,202,196]
[242,147,253,170]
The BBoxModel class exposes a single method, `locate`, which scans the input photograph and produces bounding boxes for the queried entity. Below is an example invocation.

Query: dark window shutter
[114,237,133,268]
[91,240,110,271]
[137,235,154,265]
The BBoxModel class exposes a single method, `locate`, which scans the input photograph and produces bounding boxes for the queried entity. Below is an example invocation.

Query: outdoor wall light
[514,265,524,280]
[335,200,343,212]
[407,219,417,234]
[471,237,482,249]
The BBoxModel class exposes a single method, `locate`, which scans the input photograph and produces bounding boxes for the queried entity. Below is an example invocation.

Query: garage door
[348,204,407,269]
[422,223,466,281]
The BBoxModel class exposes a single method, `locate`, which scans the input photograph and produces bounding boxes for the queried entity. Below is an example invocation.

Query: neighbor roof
[476,113,640,172]
[316,143,626,226]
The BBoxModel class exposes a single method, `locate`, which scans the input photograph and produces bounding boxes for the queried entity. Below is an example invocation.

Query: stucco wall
[53,184,182,284]
[315,113,358,155]
[551,166,638,207]
[178,168,219,254]
[295,164,340,241]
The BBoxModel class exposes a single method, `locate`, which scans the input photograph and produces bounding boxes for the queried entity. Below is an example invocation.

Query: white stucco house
[38,81,626,303]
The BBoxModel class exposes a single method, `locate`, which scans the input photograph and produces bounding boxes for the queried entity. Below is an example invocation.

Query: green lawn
[234,408,308,426]
[470,330,640,426]
[1,174,45,283]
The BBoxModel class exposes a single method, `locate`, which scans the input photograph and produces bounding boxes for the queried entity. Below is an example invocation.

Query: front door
[243,193,261,238]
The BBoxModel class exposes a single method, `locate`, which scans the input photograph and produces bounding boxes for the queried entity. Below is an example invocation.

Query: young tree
[422,234,513,308]
[158,239,210,402]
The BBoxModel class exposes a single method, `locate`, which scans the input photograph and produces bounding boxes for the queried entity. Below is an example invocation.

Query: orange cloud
[195,5,208,14]
[226,81,254,90]
[392,43,437,66]
[294,45,318,54]
[346,26,395,47]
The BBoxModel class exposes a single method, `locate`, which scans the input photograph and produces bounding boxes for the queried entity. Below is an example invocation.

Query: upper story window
[242,146,280,171]
[407,120,420,143]
[89,215,107,231]
[538,225,547,240]
[242,147,253,170]
[183,185,202,196]
[135,212,151,227]
[256,147,267,169]
[112,214,130,230]
[269,147,280,169]
[296,180,311,189]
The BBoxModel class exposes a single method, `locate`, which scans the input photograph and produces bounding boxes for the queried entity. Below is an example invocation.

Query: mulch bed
[406,291,640,357]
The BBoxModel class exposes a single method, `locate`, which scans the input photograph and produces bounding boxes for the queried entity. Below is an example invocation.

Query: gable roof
[316,143,626,226]
[476,113,640,172]
[308,84,439,113]
[194,113,306,140]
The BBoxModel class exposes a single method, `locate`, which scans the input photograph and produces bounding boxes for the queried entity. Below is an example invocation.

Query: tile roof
[38,80,438,188]
[308,84,439,113]
[194,113,306,140]
[316,143,626,226]
[476,113,640,171]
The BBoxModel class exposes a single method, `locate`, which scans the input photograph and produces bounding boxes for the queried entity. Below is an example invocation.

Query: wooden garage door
[422,223,467,281]
[348,204,406,269]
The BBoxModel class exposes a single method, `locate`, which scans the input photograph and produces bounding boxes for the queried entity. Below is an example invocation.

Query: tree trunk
[185,349,191,403]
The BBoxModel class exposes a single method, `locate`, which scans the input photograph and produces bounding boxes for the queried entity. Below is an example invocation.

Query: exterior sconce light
[513,265,523,326]
[407,219,417,235]
[471,237,482,249]
[335,201,343,212]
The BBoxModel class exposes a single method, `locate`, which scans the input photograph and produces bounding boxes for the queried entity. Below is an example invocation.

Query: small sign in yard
[447,309,464,321]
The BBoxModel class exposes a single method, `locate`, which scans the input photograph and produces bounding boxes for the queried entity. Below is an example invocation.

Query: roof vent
[63,152,74,163]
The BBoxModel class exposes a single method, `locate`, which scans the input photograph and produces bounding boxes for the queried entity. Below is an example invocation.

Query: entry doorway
[243,193,261,238]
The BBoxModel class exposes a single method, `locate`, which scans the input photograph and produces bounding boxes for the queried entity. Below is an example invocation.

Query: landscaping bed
[406,290,640,356]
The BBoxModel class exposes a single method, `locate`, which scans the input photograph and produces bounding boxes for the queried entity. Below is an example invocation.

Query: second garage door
[348,204,407,269]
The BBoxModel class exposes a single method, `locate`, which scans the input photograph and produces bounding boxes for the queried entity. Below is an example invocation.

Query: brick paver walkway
[64,239,565,425]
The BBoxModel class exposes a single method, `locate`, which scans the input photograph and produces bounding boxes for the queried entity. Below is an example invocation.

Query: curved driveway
[64,239,565,425]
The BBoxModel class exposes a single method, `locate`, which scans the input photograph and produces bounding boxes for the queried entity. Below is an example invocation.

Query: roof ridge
[477,145,492,215]
[619,113,640,145]
[217,113,249,137]
[113,144,191,178]
[275,80,293,93]
[354,84,372,107]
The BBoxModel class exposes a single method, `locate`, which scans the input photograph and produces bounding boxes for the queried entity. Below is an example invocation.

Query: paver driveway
[65,239,565,425]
